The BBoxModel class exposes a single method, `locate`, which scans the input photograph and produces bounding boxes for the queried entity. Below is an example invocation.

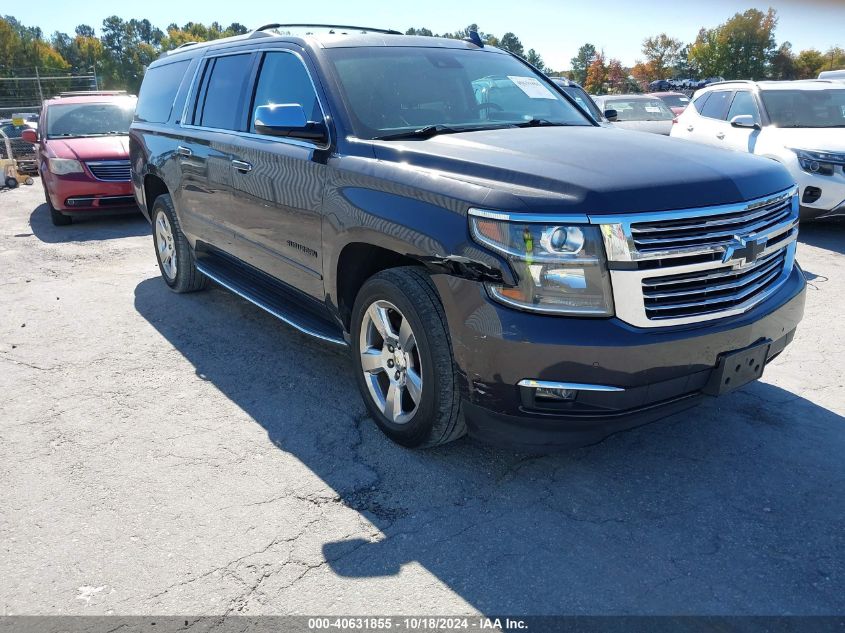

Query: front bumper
[42,166,135,212]
[790,165,845,220]
[432,264,806,450]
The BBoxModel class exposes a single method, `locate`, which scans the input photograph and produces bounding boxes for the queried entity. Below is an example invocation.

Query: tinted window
[727,91,759,122]
[250,52,322,133]
[691,91,711,112]
[136,60,190,123]
[199,54,253,130]
[699,90,733,120]
[659,94,690,108]
[559,85,603,120]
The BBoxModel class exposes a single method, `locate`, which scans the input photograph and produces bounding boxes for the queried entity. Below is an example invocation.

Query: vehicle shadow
[798,219,845,255]
[133,276,845,614]
[29,203,148,244]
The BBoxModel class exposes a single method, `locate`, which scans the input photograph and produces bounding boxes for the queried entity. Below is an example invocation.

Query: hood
[767,127,845,153]
[371,126,794,215]
[46,135,129,161]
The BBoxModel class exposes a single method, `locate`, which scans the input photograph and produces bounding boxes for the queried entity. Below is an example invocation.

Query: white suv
[671,80,845,220]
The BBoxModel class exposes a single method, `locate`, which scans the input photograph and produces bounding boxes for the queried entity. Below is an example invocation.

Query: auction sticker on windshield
[507,76,556,99]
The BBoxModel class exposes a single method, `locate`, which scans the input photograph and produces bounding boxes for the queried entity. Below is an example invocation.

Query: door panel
[221,50,329,301]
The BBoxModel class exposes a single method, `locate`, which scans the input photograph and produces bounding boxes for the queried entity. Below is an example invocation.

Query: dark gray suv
[130,24,806,450]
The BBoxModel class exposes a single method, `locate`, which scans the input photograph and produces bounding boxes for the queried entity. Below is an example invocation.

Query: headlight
[48,158,84,175]
[469,209,614,316]
[789,148,840,176]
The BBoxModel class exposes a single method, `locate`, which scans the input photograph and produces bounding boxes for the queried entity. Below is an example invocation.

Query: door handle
[176,146,192,157]
[232,159,253,173]
[687,126,694,132]
[716,132,725,140]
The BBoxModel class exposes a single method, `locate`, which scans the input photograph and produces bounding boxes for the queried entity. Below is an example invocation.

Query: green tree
[770,42,796,80]
[795,48,825,79]
[689,8,778,79]
[525,48,544,70]
[570,43,597,85]
[641,33,684,80]
[499,32,524,57]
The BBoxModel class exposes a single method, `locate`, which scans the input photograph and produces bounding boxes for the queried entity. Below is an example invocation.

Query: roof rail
[250,23,402,38]
[56,90,129,97]
[176,41,199,49]
[704,80,756,87]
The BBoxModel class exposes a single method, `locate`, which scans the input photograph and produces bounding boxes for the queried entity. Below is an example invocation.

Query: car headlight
[469,209,614,316]
[48,158,84,175]
[789,148,841,177]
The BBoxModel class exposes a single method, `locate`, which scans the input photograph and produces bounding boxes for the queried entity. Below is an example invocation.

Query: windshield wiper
[373,123,515,141]
[513,118,573,128]
[373,125,467,141]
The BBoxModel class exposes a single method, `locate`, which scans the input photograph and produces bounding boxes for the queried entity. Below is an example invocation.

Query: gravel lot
[1,180,843,616]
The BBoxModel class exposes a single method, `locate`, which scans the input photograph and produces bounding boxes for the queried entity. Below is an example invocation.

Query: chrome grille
[86,160,130,181]
[592,186,799,328]
[630,194,793,254]
[642,248,787,320]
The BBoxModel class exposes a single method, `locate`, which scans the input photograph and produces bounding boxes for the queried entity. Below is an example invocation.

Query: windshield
[604,98,675,121]
[760,89,845,128]
[46,100,135,139]
[658,94,690,108]
[326,47,592,139]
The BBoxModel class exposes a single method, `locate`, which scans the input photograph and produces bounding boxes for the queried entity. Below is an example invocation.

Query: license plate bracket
[703,340,771,396]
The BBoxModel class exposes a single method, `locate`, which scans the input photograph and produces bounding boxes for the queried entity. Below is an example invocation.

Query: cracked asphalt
[1,181,843,616]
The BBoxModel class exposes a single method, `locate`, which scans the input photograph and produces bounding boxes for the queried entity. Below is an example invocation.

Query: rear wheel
[5,176,18,189]
[351,267,465,448]
[151,194,206,293]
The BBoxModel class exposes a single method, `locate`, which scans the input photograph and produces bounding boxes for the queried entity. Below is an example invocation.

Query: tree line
[1,9,843,99]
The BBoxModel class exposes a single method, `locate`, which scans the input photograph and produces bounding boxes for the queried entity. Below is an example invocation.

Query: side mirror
[730,114,760,130]
[604,109,618,122]
[253,104,327,142]
[21,128,37,143]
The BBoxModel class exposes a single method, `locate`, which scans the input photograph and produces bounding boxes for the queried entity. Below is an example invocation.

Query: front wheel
[351,267,465,448]
[44,187,71,225]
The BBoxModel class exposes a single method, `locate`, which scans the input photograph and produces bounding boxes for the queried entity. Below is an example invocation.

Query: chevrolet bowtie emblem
[722,235,767,266]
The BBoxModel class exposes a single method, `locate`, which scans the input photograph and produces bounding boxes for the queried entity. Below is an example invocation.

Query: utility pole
[93,60,99,90]
[34,67,44,103]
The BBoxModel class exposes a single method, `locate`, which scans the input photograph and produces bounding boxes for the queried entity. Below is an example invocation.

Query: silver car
[592,94,675,135]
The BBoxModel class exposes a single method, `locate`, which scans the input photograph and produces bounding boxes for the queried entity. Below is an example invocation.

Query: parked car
[22,92,138,225]
[0,120,38,174]
[647,91,690,116]
[648,79,671,92]
[131,25,805,450]
[671,79,845,220]
[549,77,608,122]
[818,69,845,81]
[591,95,675,134]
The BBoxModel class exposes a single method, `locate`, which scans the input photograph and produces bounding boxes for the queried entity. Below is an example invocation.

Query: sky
[7,0,845,70]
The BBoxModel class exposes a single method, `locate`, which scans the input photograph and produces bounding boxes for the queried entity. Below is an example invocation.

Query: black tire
[151,194,206,293]
[351,267,465,448]
[44,187,71,225]
[5,176,18,189]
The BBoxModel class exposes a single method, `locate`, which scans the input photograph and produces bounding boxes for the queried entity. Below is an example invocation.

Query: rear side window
[198,54,253,130]
[691,91,711,112]
[699,90,733,120]
[136,60,190,123]
[727,91,760,122]
[250,51,322,132]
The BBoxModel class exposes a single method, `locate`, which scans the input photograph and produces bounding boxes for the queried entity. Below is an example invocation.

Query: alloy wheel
[155,212,178,281]
[359,300,423,425]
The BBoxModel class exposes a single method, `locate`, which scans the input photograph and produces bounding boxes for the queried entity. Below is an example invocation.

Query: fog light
[535,386,577,401]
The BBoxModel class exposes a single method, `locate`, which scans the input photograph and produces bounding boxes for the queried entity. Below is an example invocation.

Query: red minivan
[22,92,138,225]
